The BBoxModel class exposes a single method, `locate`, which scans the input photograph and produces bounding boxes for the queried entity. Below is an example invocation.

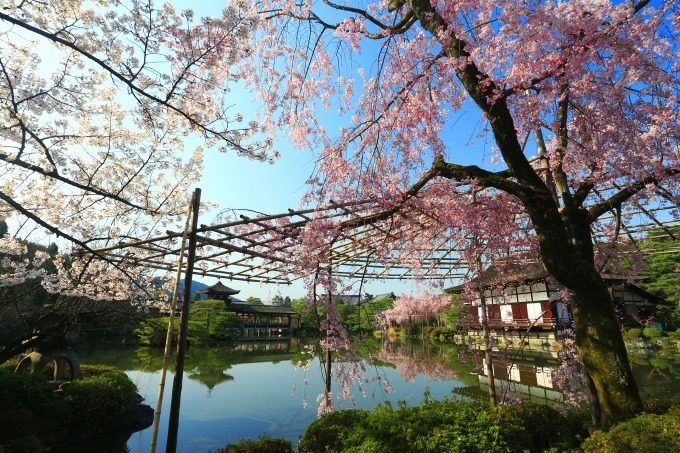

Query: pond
[63,336,680,453]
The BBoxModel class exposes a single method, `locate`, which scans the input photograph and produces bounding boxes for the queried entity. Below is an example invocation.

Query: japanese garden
[1,1,679,452]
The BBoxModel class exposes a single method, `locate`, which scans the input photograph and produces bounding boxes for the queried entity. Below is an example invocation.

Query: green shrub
[667,329,680,340]
[298,401,582,453]
[213,434,292,453]
[644,399,674,415]
[0,357,20,370]
[78,364,120,378]
[643,327,663,340]
[135,317,210,346]
[0,409,37,443]
[0,368,50,411]
[298,410,368,452]
[503,404,587,451]
[407,326,422,336]
[4,434,47,453]
[431,327,444,339]
[627,328,643,339]
[209,312,244,340]
[581,407,680,452]
[0,365,140,448]
[60,369,137,439]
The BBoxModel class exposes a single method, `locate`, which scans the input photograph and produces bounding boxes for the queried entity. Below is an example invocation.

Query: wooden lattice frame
[81,191,679,288]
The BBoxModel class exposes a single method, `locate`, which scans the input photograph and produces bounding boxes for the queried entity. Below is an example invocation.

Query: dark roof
[371,292,396,302]
[444,260,652,294]
[226,304,297,315]
[339,295,361,305]
[444,260,548,293]
[316,294,361,305]
[196,281,240,295]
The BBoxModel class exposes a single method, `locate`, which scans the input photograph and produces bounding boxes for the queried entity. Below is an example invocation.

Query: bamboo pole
[166,188,201,453]
[477,256,497,406]
[149,197,194,453]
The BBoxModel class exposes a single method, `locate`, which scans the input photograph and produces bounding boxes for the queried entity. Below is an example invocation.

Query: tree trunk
[524,200,643,429]
[569,275,642,429]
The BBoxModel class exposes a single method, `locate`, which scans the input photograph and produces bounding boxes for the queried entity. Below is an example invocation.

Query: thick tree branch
[573,181,594,206]
[340,155,525,230]
[432,155,526,198]
[551,86,577,212]
[587,169,680,223]
[633,1,652,13]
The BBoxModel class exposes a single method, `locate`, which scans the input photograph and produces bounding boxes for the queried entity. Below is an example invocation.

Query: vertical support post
[166,188,201,453]
[480,291,497,406]
[477,255,496,406]
[325,330,332,408]
[149,197,194,453]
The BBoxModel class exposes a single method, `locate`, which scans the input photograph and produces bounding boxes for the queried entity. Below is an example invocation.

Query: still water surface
[66,337,679,453]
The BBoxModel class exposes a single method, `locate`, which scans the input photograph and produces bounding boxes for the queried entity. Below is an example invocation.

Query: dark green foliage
[209,312,243,340]
[298,401,584,453]
[0,409,38,446]
[639,227,680,330]
[643,399,674,415]
[0,365,139,450]
[422,326,435,338]
[61,367,137,438]
[503,404,589,451]
[0,368,51,411]
[292,298,325,332]
[134,316,210,346]
[192,299,227,310]
[430,327,456,341]
[334,296,396,333]
[581,406,680,452]
[297,410,368,452]
[191,300,244,340]
[4,434,47,453]
[77,364,120,377]
[212,434,293,453]
[136,300,244,345]
[271,295,285,306]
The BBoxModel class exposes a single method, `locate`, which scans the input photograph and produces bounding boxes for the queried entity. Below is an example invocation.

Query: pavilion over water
[196,281,296,339]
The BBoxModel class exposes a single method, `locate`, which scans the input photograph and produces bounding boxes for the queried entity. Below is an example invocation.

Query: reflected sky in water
[66,338,679,453]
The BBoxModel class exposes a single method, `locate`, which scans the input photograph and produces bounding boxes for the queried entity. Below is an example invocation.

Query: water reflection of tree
[133,342,292,391]
[377,340,476,384]
[628,347,680,402]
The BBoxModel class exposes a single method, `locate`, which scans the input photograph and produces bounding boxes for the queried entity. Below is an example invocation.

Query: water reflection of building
[477,358,563,404]
[184,340,297,392]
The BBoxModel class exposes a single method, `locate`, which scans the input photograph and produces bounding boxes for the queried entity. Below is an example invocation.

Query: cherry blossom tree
[0,1,272,291]
[241,0,679,429]
[377,292,450,327]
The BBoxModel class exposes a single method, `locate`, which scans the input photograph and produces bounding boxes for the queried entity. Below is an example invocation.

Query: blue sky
[173,0,501,301]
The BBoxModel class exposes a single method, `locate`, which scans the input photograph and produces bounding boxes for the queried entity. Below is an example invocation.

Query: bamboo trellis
[82,195,679,288]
